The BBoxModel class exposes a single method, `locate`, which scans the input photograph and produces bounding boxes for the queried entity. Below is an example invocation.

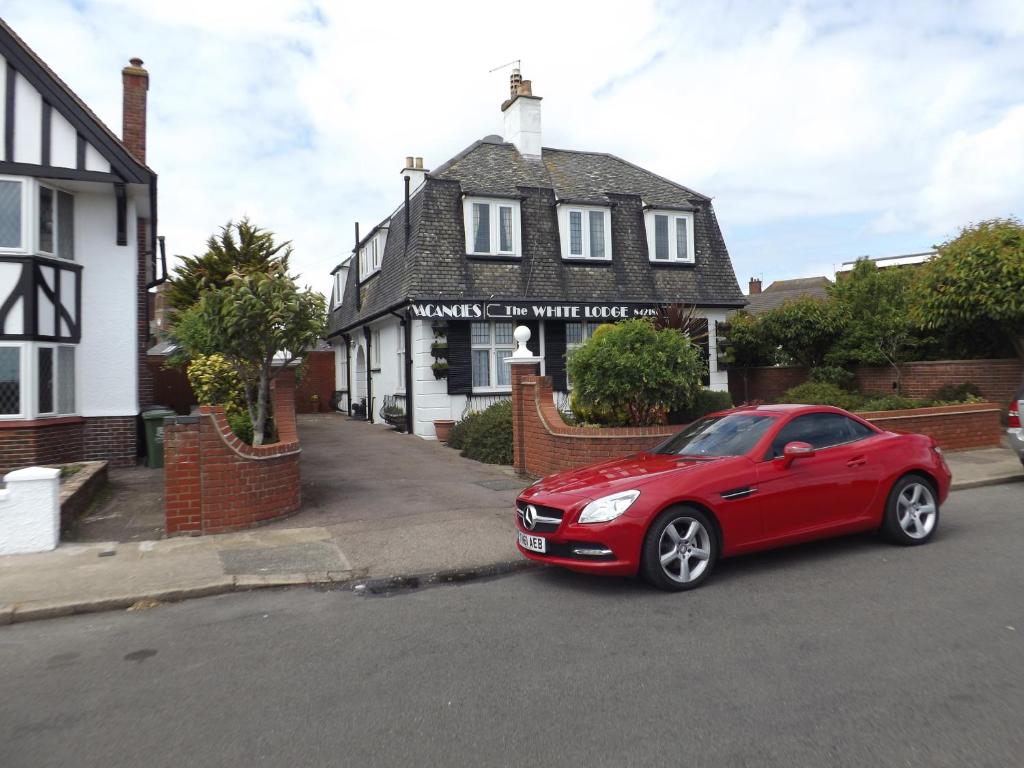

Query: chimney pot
[510,68,522,98]
[517,80,533,96]
[414,157,423,169]
[129,57,144,68]
[405,155,414,169]
[749,278,762,295]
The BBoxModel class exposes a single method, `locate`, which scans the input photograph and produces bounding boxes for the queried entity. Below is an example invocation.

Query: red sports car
[515,404,951,591]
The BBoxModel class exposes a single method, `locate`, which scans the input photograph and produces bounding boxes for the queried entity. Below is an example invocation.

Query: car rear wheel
[641,507,718,591]
[882,475,939,545]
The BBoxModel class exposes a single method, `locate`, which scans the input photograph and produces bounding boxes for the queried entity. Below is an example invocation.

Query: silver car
[1010,384,1024,467]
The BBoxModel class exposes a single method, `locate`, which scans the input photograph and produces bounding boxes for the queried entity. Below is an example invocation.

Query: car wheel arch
[648,500,725,557]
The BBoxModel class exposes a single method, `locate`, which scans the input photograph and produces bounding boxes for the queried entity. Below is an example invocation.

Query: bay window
[471,321,515,389]
[645,210,695,263]
[558,205,611,261]
[0,342,75,419]
[0,177,28,252]
[0,345,21,416]
[463,198,520,257]
[0,177,74,258]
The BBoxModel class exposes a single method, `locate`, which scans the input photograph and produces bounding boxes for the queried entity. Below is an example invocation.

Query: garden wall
[860,402,1002,452]
[295,350,335,413]
[163,369,301,535]
[511,363,677,478]
[729,359,1023,405]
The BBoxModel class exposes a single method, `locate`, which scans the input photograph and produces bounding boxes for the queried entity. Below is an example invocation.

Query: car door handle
[847,456,867,468]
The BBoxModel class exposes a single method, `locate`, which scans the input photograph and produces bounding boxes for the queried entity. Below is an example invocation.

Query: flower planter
[433,419,456,443]
[432,362,449,379]
[431,342,448,360]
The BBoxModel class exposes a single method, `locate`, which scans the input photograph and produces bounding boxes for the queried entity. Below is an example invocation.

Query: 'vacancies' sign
[410,301,664,321]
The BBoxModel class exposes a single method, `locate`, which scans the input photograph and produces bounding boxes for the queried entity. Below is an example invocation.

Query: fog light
[572,546,613,557]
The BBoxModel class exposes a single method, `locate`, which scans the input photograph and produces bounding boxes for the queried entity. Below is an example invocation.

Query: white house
[0,20,160,471]
[326,71,746,438]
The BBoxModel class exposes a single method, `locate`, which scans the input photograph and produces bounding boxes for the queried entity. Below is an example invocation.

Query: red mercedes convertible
[515,404,951,591]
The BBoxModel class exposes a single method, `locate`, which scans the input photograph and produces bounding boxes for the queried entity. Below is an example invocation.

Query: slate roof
[741,276,832,316]
[329,138,746,336]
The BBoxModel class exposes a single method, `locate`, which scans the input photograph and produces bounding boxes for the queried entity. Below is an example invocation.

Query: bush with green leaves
[807,365,855,389]
[759,297,848,368]
[719,311,778,368]
[858,394,928,412]
[669,389,734,424]
[566,319,704,426]
[781,381,859,410]
[458,401,513,465]
[446,411,480,451]
[186,353,253,443]
[570,388,630,427]
[930,382,983,403]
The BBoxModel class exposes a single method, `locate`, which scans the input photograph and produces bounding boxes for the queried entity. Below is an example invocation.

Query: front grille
[516,500,564,533]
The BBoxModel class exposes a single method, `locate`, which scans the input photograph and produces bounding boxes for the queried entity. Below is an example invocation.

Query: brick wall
[730,359,1023,405]
[511,362,676,478]
[0,418,84,474]
[295,350,335,413]
[861,403,1003,451]
[82,416,137,467]
[163,369,301,535]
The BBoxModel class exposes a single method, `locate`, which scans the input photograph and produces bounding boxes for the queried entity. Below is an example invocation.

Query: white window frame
[557,204,612,261]
[470,320,516,392]
[645,210,695,263]
[0,175,31,255]
[358,227,388,282]
[370,329,381,370]
[0,342,26,419]
[396,326,406,393]
[463,197,521,257]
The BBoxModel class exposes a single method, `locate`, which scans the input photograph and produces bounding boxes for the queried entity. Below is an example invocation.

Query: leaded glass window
[0,180,22,249]
[57,191,74,260]
[654,215,669,260]
[58,346,75,414]
[589,211,605,258]
[569,211,583,255]
[676,217,688,261]
[499,206,513,252]
[0,347,19,415]
[38,347,54,413]
[39,187,54,254]
[472,203,490,253]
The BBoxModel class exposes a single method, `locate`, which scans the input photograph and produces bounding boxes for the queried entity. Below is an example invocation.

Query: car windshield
[654,413,776,458]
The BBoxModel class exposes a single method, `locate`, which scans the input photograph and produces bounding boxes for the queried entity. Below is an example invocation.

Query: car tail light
[1009,399,1021,429]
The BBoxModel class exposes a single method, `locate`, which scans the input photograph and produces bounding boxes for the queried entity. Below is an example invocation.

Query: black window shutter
[446,321,472,395]
[523,320,541,357]
[544,321,568,391]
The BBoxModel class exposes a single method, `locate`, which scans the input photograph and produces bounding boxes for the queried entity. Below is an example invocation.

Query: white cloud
[3,0,1022,295]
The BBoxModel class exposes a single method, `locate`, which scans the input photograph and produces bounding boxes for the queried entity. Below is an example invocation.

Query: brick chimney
[122,57,148,163]
[749,277,762,295]
[501,68,542,158]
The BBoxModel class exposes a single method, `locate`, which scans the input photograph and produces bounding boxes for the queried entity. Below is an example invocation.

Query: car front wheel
[641,506,718,591]
[882,475,940,545]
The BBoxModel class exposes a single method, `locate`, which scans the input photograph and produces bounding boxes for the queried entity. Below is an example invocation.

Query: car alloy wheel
[641,506,719,591]
[896,482,937,539]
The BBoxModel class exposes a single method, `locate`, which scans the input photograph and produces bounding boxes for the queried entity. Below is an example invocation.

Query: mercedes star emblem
[523,505,538,530]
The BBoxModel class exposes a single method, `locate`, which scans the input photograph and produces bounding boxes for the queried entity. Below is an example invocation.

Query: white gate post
[0,466,61,555]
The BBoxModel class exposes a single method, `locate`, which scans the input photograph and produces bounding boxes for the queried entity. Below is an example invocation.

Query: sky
[4,0,1023,298]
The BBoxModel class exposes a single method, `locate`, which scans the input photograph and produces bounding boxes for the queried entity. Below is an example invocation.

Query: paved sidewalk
[2,432,1020,624]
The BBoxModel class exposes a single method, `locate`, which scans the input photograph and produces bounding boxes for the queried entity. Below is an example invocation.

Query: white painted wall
[700,309,729,393]
[412,318,464,438]
[0,466,60,555]
[502,95,542,157]
[75,191,138,417]
[50,110,77,169]
[83,144,110,173]
[13,73,42,164]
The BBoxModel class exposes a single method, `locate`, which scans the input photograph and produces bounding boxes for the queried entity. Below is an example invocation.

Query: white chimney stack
[401,155,429,192]
[501,69,542,158]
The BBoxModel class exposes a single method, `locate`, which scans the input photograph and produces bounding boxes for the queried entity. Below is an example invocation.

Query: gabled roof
[0,19,153,184]
[743,276,832,315]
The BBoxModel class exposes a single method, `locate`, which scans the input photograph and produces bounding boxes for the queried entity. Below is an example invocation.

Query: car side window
[767,413,866,459]
[846,418,875,440]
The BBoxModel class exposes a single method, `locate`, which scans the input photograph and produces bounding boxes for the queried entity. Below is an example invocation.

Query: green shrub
[808,365,854,389]
[226,409,254,444]
[858,394,927,412]
[782,381,859,410]
[446,410,483,451]
[670,389,734,423]
[930,382,983,403]
[459,401,513,465]
[566,319,704,426]
[187,353,254,443]
[570,389,630,427]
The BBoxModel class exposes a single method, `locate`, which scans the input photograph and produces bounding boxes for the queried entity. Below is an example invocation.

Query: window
[655,413,777,457]
[370,329,381,369]
[0,177,26,251]
[645,210,695,263]
[471,321,515,389]
[37,346,54,413]
[396,326,406,391]
[358,228,388,280]
[558,205,611,260]
[767,413,873,459]
[0,346,20,415]
[464,198,520,256]
[565,321,603,387]
[58,346,75,413]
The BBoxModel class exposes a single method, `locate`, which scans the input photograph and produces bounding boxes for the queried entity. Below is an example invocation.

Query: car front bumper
[514,505,647,577]
[1008,428,1024,462]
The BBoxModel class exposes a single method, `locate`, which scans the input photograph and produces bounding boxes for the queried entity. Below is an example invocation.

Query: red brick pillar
[510,360,540,476]
[164,416,201,534]
[272,368,298,443]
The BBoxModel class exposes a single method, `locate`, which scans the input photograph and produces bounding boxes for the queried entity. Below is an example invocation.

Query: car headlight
[578,490,640,524]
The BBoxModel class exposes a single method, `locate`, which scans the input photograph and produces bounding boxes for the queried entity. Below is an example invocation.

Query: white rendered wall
[699,309,729,392]
[0,466,61,555]
[13,73,42,164]
[50,110,77,168]
[412,318,464,439]
[76,192,138,417]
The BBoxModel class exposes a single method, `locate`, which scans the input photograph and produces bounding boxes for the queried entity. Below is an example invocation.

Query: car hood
[523,452,727,500]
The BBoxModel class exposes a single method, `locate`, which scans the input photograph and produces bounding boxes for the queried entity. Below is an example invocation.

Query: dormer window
[645,210,695,264]
[463,197,520,257]
[557,204,612,261]
[358,227,388,280]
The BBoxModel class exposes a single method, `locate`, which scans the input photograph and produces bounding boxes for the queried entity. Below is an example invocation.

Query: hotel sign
[410,300,663,321]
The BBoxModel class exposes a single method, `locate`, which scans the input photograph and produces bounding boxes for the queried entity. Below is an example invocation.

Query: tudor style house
[327,72,746,439]
[0,20,159,472]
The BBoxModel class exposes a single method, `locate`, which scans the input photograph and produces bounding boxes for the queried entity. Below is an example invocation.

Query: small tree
[165,218,292,316]
[196,267,326,446]
[912,218,1024,360]
[759,297,848,368]
[567,319,704,426]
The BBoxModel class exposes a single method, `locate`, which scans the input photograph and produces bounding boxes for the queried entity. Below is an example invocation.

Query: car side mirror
[781,441,815,468]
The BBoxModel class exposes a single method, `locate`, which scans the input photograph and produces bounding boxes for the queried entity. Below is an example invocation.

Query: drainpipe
[404,175,411,250]
[363,326,373,422]
[354,222,361,311]
[391,309,414,435]
[342,333,352,416]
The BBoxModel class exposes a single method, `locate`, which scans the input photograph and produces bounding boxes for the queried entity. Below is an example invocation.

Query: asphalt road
[2,484,1022,768]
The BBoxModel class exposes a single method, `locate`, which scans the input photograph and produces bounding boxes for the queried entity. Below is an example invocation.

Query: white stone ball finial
[512,325,532,358]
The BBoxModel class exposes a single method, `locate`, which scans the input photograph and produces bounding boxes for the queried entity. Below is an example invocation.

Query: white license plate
[518,530,546,554]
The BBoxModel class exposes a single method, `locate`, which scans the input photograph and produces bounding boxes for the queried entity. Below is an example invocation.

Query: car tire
[641,506,719,591]
[881,474,940,545]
